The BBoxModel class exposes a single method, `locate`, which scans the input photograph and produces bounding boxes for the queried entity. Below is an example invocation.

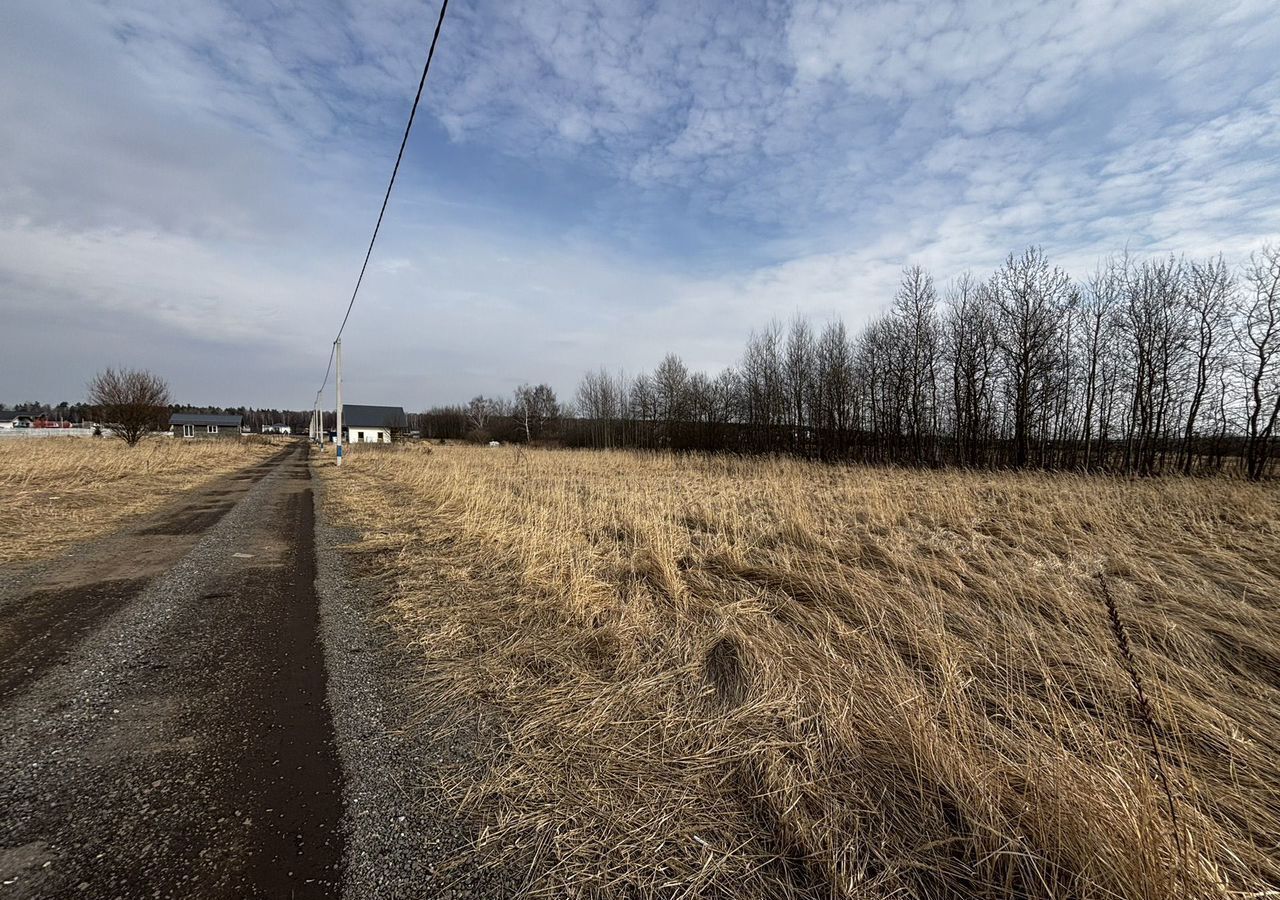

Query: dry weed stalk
[324,443,1280,899]
[1096,572,1186,883]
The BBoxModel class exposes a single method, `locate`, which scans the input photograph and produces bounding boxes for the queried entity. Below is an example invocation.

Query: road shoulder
[311,464,519,899]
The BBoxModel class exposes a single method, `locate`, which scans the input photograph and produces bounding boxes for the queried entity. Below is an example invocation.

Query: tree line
[1,400,93,422]
[418,383,562,444]
[561,245,1279,479]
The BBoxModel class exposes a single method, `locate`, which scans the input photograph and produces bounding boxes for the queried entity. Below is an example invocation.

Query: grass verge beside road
[0,436,283,564]
[321,443,1280,899]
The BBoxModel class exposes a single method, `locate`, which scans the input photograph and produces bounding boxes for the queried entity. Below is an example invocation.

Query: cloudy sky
[2,0,1278,409]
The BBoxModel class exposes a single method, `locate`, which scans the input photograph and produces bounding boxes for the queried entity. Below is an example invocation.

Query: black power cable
[317,0,451,400]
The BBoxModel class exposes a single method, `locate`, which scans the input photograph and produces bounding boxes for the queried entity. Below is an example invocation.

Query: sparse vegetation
[323,443,1280,899]
[0,437,281,563]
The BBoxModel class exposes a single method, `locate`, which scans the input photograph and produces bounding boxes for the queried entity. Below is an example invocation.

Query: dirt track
[0,444,344,898]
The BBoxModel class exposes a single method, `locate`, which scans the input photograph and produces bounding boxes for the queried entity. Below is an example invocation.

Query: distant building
[261,423,292,435]
[342,405,407,444]
[0,413,34,429]
[170,413,243,439]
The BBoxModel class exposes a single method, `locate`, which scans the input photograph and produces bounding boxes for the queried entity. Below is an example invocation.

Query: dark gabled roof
[343,404,407,429]
[170,413,243,427]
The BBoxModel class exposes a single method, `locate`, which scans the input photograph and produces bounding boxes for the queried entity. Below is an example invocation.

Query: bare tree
[1116,256,1189,474]
[783,315,815,452]
[514,383,560,444]
[856,317,901,463]
[628,373,657,449]
[86,367,170,446]
[1181,256,1236,474]
[1239,245,1280,481]
[992,248,1072,469]
[1081,260,1122,470]
[575,368,625,448]
[815,320,855,458]
[893,266,941,465]
[740,321,785,452]
[653,353,690,447]
[944,274,998,468]
[466,396,494,438]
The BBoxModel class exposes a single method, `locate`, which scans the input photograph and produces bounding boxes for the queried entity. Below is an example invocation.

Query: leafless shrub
[85,367,170,446]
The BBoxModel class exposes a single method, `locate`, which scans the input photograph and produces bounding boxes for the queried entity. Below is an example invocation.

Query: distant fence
[0,427,97,439]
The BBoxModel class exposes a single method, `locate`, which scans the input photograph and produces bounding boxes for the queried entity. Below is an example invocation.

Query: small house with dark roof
[170,412,243,439]
[342,404,406,444]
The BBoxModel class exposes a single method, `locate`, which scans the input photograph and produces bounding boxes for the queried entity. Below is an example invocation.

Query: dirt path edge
[311,461,520,899]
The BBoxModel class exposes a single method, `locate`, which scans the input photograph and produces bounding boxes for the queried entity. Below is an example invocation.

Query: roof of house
[170,413,243,427]
[0,412,32,421]
[343,404,407,429]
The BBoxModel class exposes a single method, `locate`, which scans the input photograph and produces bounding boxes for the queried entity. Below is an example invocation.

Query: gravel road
[0,443,511,898]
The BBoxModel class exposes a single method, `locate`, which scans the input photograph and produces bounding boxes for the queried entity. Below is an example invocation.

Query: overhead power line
[315,0,451,404]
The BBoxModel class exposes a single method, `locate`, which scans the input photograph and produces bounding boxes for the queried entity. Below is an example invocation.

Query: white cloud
[2,0,1279,409]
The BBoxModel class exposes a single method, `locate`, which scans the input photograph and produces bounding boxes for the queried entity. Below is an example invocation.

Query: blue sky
[1,0,1278,409]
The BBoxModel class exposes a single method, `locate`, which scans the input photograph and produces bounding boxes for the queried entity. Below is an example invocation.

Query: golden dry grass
[322,443,1280,899]
[0,436,282,564]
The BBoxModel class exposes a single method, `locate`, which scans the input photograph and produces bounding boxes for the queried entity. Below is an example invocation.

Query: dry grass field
[0,437,282,564]
[322,443,1280,899]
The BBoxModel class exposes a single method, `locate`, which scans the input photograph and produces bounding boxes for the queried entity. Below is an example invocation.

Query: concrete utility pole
[335,337,344,467]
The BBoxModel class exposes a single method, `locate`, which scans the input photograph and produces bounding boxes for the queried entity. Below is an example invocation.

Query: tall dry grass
[0,437,281,563]
[323,443,1280,899]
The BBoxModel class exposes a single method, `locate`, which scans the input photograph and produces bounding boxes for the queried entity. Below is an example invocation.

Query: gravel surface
[0,446,343,898]
[312,471,521,899]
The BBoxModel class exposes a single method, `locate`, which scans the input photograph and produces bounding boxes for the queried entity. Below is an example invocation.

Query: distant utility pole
[335,337,344,467]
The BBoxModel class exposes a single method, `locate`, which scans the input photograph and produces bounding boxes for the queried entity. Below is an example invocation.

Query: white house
[342,404,407,444]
